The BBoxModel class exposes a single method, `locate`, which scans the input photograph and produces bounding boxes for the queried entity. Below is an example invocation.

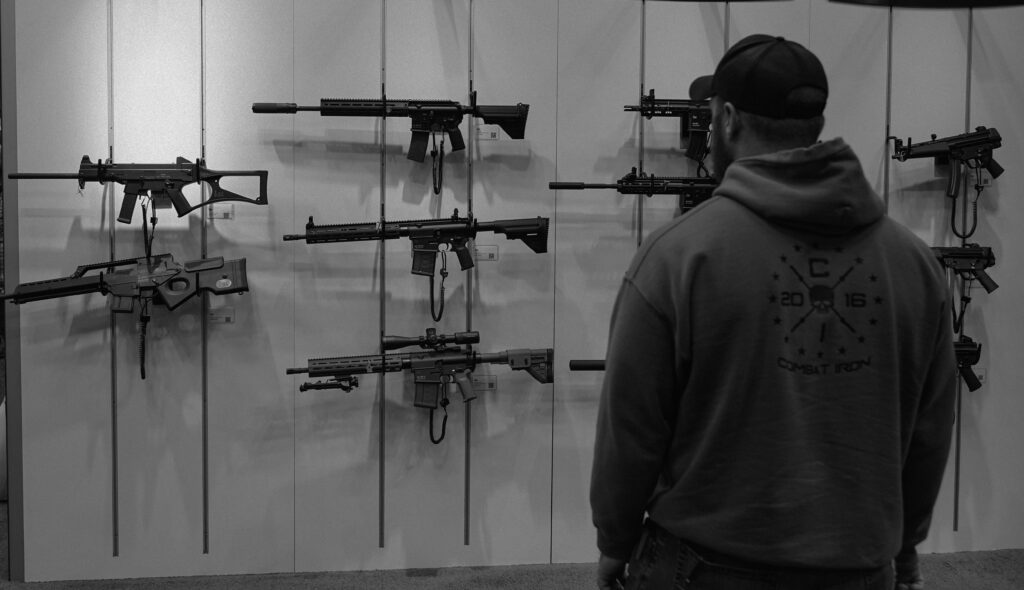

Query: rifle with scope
[550,167,718,213]
[891,126,1003,198]
[287,328,553,443]
[624,89,711,162]
[7,156,269,224]
[1,254,249,379]
[931,244,998,293]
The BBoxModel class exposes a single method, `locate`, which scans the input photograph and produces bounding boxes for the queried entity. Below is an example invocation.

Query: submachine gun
[0,254,249,379]
[284,209,549,321]
[550,167,718,213]
[891,127,1003,198]
[624,89,711,162]
[287,328,554,443]
[252,91,529,193]
[931,244,998,294]
[7,156,269,224]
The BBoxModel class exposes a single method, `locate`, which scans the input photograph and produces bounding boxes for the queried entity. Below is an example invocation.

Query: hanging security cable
[431,130,445,195]
[429,394,450,445]
[951,165,984,240]
[429,249,449,322]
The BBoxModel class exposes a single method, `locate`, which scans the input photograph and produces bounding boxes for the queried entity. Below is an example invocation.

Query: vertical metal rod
[199,0,210,555]
[882,7,894,212]
[724,2,730,49]
[378,0,388,550]
[952,7,975,532]
[636,0,646,248]
[464,0,475,548]
[106,0,119,558]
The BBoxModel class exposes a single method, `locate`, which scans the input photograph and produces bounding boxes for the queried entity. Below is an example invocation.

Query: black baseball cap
[689,34,828,119]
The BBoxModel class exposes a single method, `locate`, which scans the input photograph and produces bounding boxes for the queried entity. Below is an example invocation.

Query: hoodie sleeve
[590,277,679,559]
[900,299,957,552]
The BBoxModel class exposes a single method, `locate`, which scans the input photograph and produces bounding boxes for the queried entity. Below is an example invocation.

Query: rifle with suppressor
[8,156,269,224]
[955,335,983,392]
[569,360,605,371]
[287,328,554,443]
[550,167,718,213]
[1,254,248,379]
[931,244,998,294]
[624,89,711,163]
[252,91,529,193]
[284,209,549,321]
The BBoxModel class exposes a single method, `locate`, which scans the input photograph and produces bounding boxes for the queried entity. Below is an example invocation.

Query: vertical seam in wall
[636,0,645,248]
[548,0,559,566]
[291,0,297,572]
[883,7,893,213]
[106,0,120,560]
[378,0,388,551]
[199,0,211,556]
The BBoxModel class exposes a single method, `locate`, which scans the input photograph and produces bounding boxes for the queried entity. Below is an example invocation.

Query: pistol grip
[448,127,466,153]
[960,365,983,392]
[454,242,475,271]
[453,370,476,403]
[167,187,191,217]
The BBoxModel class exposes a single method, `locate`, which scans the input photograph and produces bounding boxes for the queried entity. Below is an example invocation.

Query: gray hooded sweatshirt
[591,138,956,569]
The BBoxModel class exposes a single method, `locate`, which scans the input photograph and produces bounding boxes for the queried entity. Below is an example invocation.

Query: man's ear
[721,101,741,140]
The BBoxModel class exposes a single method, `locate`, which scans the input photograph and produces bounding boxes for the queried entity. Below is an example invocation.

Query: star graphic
[769,294,777,303]
[858,337,865,343]
[869,275,878,282]
[856,257,864,264]
[798,347,806,356]
[780,255,788,263]
[875,296,884,304]
[838,347,847,355]
[869,318,878,326]
[773,273,780,281]
[774,317,782,325]
[794,244,803,252]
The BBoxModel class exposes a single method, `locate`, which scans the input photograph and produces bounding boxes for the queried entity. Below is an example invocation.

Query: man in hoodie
[591,35,955,590]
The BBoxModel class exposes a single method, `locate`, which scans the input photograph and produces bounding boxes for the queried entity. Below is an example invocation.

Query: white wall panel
[7,0,1024,582]
[464,0,556,566]
[12,0,113,581]
[552,0,641,565]
[930,6,1024,554]
[202,0,296,575]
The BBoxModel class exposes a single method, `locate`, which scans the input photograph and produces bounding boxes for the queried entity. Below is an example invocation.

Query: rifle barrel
[8,172,80,180]
[549,182,617,190]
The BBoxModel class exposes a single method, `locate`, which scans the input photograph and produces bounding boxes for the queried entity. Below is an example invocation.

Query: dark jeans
[623,521,894,590]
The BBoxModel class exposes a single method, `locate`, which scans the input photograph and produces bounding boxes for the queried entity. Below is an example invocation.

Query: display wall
[2,0,1022,582]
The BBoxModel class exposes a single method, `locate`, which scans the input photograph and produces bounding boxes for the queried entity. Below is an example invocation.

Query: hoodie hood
[714,138,885,235]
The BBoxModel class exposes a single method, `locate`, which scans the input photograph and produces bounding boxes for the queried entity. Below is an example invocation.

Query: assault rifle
[8,156,269,224]
[931,244,998,293]
[955,335,983,392]
[891,126,1003,198]
[287,328,554,443]
[1,254,248,379]
[284,209,549,321]
[624,89,711,161]
[569,360,605,371]
[550,167,718,212]
[252,91,529,163]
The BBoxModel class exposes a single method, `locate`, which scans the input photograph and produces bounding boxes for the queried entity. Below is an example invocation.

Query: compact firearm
[287,328,554,443]
[955,335,983,392]
[624,89,711,161]
[550,167,718,212]
[931,244,998,293]
[1,254,248,379]
[891,126,1003,198]
[252,91,529,163]
[8,156,269,224]
[569,360,605,371]
[284,208,548,276]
